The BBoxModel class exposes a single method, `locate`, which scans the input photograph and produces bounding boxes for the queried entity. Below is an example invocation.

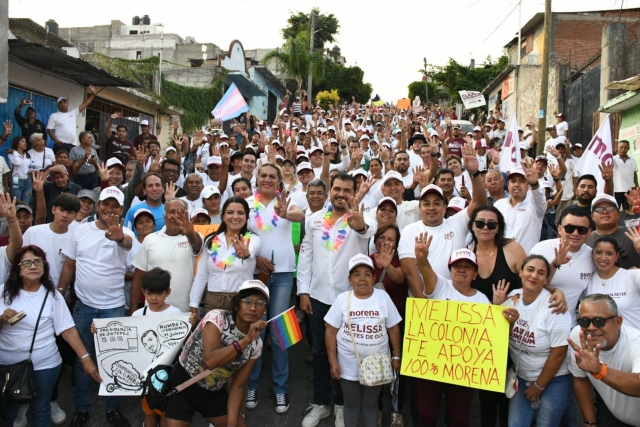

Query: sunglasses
[577,315,616,328]
[593,206,617,214]
[474,220,499,230]
[562,224,589,235]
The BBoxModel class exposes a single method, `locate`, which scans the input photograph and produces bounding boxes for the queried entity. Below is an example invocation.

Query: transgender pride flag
[211,83,250,121]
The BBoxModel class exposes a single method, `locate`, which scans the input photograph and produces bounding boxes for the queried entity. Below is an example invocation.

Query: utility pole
[307,11,315,108]
[536,0,552,155]
[423,57,429,106]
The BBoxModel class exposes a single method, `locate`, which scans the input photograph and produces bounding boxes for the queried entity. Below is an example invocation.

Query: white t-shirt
[27,148,56,171]
[613,155,638,193]
[583,268,640,330]
[560,157,577,200]
[453,171,473,198]
[324,289,402,381]
[398,208,470,279]
[22,224,73,286]
[529,239,594,325]
[369,200,419,229]
[124,238,142,310]
[544,136,568,156]
[179,196,203,216]
[47,108,80,146]
[0,247,11,284]
[289,190,309,211]
[556,121,568,137]
[568,324,640,426]
[503,289,571,381]
[494,190,546,253]
[426,274,491,304]
[0,157,10,193]
[132,304,182,316]
[0,286,74,370]
[62,222,134,309]
[132,230,203,313]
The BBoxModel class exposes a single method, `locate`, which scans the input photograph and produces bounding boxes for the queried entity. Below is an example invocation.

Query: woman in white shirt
[0,245,101,427]
[8,136,33,204]
[27,133,55,172]
[414,234,518,427]
[583,235,640,330]
[496,255,572,427]
[189,197,260,313]
[446,155,472,199]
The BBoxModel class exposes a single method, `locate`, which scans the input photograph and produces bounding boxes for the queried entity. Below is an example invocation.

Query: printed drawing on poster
[93,313,191,396]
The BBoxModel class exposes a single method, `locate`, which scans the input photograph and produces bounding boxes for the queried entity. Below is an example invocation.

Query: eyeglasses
[562,224,590,235]
[474,220,499,230]
[577,316,616,328]
[19,259,44,268]
[241,298,267,309]
[163,169,180,175]
[593,206,617,214]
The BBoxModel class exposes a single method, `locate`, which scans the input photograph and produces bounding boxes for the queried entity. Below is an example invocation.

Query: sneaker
[50,401,67,425]
[275,393,290,414]
[69,411,90,427]
[334,404,345,427]
[390,412,405,427]
[106,409,130,427]
[245,389,258,409]
[302,404,331,427]
[13,404,28,427]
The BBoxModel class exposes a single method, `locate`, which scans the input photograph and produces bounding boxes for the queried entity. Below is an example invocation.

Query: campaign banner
[459,91,486,110]
[400,298,509,392]
[574,115,613,193]
[94,313,191,396]
[498,112,522,173]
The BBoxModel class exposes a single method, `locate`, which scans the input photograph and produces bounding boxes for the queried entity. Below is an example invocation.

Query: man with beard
[392,151,414,188]
[179,173,204,215]
[124,173,165,232]
[568,294,640,426]
[298,172,376,427]
[144,140,163,172]
[563,169,614,231]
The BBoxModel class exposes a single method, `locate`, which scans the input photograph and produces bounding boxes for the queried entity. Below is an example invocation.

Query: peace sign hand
[104,214,125,242]
[567,330,603,375]
[492,280,511,305]
[232,233,251,258]
[344,197,366,231]
[414,232,432,261]
[274,190,290,220]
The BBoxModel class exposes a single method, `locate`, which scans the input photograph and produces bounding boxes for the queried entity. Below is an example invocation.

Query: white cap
[296,154,309,161]
[473,126,482,132]
[207,156,222,166]
[309,146,324,155]
[133,208,154,222]
[219,133,229,139]
[190,208,211,221]
[327,125,336,131]
[166,146,177,153]
[238,279,270,301]
[276,155,285,162]
[344,120,352,125]
[56,96,67,104]
[519,142,529,150]
[296,162,313,174]
[381,171,403,185]
[219,141,229,148]
[106,157,124,169]
[428,129,439,137]
[99,186,125,206]
[377,196,397,210]
[447,197,467,212]
[140,120,149,126]
[507,166,526,178]
[517,126,524,132]
[296,145,306,153]
[329,138,338,145]
[591,193,619,209]
[420,184,444,199]
[448,249,477,266]
[348,254,374,273]
[350,168,368,179]
[201,185,221,199]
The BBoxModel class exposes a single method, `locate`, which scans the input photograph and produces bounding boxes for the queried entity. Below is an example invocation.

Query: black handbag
[0,290,49,407]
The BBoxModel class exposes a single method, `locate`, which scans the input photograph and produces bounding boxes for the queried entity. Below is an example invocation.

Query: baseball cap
[219,133,229,139]
[475,139,488,149]
[309,146,324,155]
[16,204,32,214]
[134,208,155,222]
[190,208,211,221]
[276,155,285,162]
[452,123,461,129]
[517,127,524,132]
[106,157,124,170]
[56,96,68,104]
[555,113,565,119]
[99,186,125,206]
[348,254,374,273]
[519,142,529,150]
[377,196,397,211]
[296,162,313,174]
[507,166,526,178]
[207,156,222,166]
[77,189,97,203]
[420,184,444,200]
[359,134,370,142]
[329,138,339,145]
[498,118,506,123]
[140,120,149,126]
[591,194,619,209]
[473,126,482,132]
[555,140,567,148]
[447,197,467,212]
[48,165,68,175]
[535,155,548,163]
[166,146,177,153]
[201,185,221,199]
[572,143,583,148]
[327,125,336,132]
[238,279,270,301]
[381,171,403,185]
[546,124,556,131]
[448,249,477,266]
[350,168,368,179]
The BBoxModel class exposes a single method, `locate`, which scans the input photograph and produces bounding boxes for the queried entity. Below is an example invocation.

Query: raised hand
[599,162,614,182]
[110,112,122,120]
[492,280,511,305]
[175,208,193,236]
[274,190,291,219]
[165,182,177,200]
[414,232,433,261]
[32,170,48,193]
[345,197,366,231]
[567,329,604,375]
[461,141,479,175]
[104,215,125,242]
[148,156,162,174]
[548,163,562,180]
[0,193,16,223]
[625,227,640,252]
[625,188,640,213]
[96,162,109,182]
[2,120,12,136]
[359,176,378,196]
[375,242,395,269]
[553,238,573,266]
[545,146,560,158]
[87,85,97,95]
[520,158,539,185]
[136,145,148,166]
[232,233,251,258]
[220,144,230,165]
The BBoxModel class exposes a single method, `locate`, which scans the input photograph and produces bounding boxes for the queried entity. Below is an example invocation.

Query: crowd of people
[1,86,640,427]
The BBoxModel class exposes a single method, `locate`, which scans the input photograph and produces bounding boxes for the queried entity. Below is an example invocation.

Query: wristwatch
[470,171,482,178]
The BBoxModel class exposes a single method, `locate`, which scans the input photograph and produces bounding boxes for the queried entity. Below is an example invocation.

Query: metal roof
[605,74,640,91]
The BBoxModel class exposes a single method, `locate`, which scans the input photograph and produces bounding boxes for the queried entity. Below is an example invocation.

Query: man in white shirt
[407,133,426,171]
[494,163,547,253]
[57,186,134,427]
[568,294,640,426]
[298,172,376,427]
[612,140,638,210]
[544,124,568,160]
[130,198,203,313]
[47,86,96,153]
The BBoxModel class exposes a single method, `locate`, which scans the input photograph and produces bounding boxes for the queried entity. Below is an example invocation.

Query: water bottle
[150,370,168,392]
[525,381,541,410]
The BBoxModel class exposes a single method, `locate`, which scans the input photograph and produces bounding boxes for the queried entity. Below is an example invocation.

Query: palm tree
[262,30,325,95]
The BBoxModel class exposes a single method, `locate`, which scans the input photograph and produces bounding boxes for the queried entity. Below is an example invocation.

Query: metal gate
[563,66,601,145]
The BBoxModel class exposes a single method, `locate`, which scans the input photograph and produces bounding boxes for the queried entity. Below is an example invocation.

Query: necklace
[209,232,252,269]
[253,190,280,231]
[322,206,349,251]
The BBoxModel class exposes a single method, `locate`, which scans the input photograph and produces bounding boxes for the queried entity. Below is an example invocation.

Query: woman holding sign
[495,255,572,427]
[414,233,518,427]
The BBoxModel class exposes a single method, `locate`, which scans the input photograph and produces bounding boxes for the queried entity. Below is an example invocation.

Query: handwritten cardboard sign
[459,91,486,110]
[400,298,509,392]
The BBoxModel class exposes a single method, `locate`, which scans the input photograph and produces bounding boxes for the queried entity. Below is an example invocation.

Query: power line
[470,0,522,54]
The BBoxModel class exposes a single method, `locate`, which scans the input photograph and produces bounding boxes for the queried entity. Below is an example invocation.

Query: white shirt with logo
[369,200,419,229]
[494,190,546,253]
[426,274,491,304]
[23,224,73,286]
[583,268,640,330]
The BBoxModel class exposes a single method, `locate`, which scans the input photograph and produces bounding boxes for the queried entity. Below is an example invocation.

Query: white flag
[499,112,522,174]
[458,91,486,109]
[574,115,613,193]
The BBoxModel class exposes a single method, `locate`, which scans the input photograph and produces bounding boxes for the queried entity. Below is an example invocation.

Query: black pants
[595,389,633,426]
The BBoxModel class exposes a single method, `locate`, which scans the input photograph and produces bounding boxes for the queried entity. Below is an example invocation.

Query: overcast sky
[8,0,638,101]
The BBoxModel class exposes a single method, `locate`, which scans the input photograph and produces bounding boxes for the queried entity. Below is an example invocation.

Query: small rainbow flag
[269,307,303,349]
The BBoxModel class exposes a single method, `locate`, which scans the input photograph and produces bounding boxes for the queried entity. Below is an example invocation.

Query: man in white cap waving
[47,86,97,154]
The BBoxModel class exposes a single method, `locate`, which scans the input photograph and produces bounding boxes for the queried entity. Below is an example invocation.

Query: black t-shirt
[585,227,640,271]
[14,111,46,150]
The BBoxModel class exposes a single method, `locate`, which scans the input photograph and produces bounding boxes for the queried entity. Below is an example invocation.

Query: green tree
[407,80,438,103]
[424,56,509,104]
[283,8,339,51]
[262,31,325,94]
[313,60,373,104]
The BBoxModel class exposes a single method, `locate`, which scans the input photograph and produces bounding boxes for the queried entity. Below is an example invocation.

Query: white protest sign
[94,313,191,396]
[459,91,486,109]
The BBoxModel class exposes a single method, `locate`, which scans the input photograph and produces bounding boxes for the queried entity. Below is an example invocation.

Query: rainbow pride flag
[269,307,303,349]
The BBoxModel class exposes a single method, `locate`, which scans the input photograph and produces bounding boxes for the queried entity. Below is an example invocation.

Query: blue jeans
[4,364,62,427]
[508,374,572,427]
[74,173,98,190]
[72,299,125,412]
[10,177,32,205]
[310,297,343,406]
[248,272,293,394]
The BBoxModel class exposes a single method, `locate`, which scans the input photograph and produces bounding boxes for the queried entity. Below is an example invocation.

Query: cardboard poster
[459,91,486,110]
[400,298,509,392]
